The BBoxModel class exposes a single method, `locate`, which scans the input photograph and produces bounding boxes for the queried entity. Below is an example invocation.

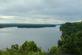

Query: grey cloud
[0,0,82,23]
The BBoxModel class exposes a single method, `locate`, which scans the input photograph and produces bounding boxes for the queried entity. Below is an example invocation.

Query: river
[0,25,61,51]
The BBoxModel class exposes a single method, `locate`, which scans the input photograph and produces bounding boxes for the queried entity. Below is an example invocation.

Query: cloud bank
[0,0,82,24]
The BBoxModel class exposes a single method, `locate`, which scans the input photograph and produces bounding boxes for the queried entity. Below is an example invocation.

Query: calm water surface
[0,25,61,51]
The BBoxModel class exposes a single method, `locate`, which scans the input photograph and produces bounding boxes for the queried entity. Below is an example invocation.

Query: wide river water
[0,25,61,51]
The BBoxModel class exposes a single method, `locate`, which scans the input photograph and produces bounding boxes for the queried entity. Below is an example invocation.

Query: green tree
[59,22,82,55]
[49,46,60,55]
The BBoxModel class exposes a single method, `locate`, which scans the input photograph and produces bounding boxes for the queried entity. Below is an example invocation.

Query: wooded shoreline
[0,22,82,55]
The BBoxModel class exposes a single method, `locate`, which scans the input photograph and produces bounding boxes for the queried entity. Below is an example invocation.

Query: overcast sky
[0,0,82,24]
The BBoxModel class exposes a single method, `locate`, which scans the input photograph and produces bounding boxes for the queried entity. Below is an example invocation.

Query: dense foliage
[59,22,82,55]
[0,41,46,55]
[49,22,82,55]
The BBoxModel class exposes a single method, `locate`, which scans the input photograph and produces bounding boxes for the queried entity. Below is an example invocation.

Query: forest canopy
[50,22,82,55]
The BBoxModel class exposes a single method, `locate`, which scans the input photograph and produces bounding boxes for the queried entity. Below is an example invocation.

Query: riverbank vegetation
[0,22,82,55]
[49,22,82,55]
